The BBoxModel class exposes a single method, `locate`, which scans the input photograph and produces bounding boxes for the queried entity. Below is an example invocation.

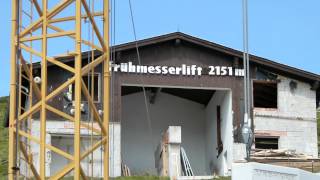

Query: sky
[0,0,319,97]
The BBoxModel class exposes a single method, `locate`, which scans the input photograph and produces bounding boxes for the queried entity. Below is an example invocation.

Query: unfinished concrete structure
[12,32,320,177]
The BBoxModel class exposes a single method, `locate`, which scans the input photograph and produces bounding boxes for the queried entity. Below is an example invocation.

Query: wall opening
[253,80,278,108]
[255,137,279,149]
[121,85,233,176]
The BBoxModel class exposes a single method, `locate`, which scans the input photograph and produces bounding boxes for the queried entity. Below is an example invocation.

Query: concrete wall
[205,90,233,176]
[232,162,320,180]
[27,121,121,177]
[121,91,208,175]
[254,76,318,157]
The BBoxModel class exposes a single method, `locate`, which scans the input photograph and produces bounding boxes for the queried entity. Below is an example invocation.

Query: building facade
[16,32,319,177]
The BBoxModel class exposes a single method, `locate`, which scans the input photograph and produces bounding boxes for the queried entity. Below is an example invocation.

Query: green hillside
[0,96,8,177]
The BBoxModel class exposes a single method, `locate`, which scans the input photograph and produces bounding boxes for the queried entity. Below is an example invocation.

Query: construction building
[9,32,320,178]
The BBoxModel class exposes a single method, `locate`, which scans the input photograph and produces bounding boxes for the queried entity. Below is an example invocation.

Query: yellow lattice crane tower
[8,0,110,179]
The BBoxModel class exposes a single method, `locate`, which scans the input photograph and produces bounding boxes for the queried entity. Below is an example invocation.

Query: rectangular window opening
[253,81,277,108]
[255,137,279,149]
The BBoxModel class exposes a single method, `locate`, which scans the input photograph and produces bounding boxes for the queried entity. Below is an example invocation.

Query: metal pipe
[74,0,82,179]
[14,0,21,179]
[40,0,48,178]
[103,0,110,179]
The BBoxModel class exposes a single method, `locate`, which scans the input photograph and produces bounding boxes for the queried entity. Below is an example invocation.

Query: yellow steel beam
[11,0,110,178]
[81,79,107,135]
[50,137,107,180]
[103,0,110,178]
[46,56,75,73]
[20,55,41,99]
[47,24,103,51]
[18,130,74,160]
[40,0,48,177]
[48,11,103,24]
[19,141,41,180]
[31,0,42,16]
[32,0,102,52]
[20,43,76,73]
[45,77,75,101]
[17,101,41,121]
[74,0,82,178]
[81,137,107,159]
[49,162,74,180]
[46,104,102,135]
[80,167,89,180]
[20,0,74,37]
[81,0,106,50]
[8,0,18,178]
[81,54,106,75]
[20,31,75,42]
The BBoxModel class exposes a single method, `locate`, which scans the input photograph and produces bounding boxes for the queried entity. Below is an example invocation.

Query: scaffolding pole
[8,0,110,179]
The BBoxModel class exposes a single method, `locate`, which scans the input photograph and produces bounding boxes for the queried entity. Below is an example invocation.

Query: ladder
[180,147,194,176]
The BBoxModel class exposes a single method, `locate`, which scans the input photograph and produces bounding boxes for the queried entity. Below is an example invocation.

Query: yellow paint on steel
[20,43,76,73]
[40,0,48,177]
[46,104,102,135]
[48,11,103,24]
[20,31,75,42]
[81,54,107,75]
[81,79,107,135]
[103,0,110,178]
[19,141,41,180]
[8,0,18,179]
[17,130,74,160]
[10,0,110,178]
[19,0,74,37]
[74,0,82,179]
[47,24,103,51]
[45,77,75,101]
[81,0,106,50]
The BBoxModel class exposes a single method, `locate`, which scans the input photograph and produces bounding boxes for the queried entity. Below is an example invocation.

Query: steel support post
[40,0,48,178]
[103,0,110,179]
[9,0,110,178]
[74,0,82,179]
[8,0,18,179]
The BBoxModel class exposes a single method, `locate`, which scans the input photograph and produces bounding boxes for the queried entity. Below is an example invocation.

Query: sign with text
[109,62,244,77]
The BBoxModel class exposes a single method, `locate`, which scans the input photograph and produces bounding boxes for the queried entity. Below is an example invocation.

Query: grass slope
[0,96,8,177]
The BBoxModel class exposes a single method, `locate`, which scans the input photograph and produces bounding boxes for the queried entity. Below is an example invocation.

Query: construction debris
[251,149,313,159]
[121,163,131,176]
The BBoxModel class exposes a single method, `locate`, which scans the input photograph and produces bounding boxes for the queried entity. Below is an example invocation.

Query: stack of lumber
[121,163,131,176]
[251,149,313,159]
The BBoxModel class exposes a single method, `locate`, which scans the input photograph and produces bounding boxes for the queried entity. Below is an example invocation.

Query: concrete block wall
[25,120,121,177]
[254,76,318,157]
